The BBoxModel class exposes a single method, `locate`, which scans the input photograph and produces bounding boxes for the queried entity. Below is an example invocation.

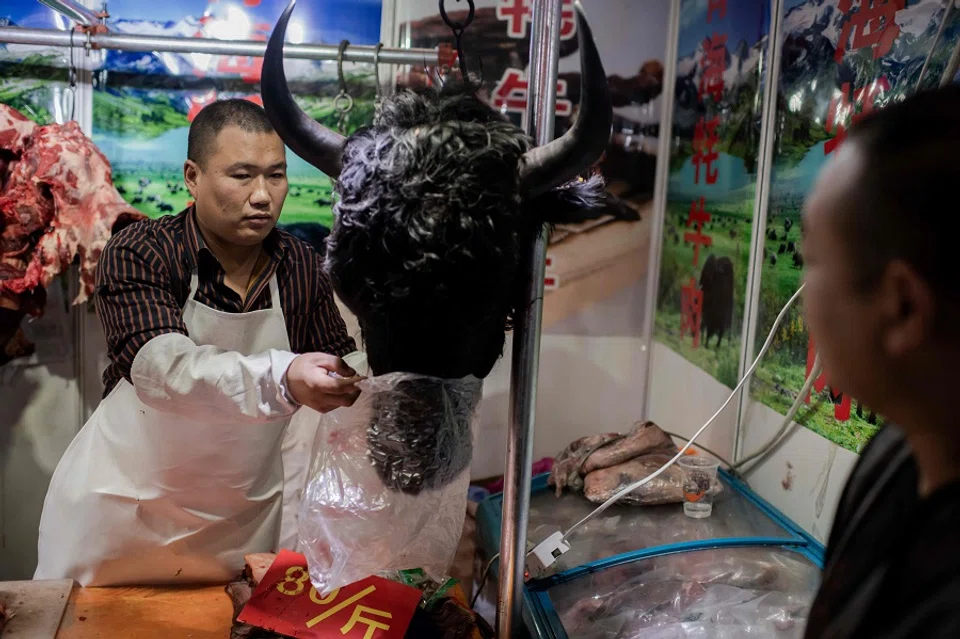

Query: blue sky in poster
[3,0,381,45]
[3,1,64,28]
[678,0,771,55]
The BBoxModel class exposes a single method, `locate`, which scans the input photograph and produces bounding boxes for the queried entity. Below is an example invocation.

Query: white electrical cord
[732,351,822,472]
[559,283,806,544]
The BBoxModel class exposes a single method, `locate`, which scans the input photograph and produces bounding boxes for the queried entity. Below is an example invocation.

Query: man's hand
[286,353,363,413]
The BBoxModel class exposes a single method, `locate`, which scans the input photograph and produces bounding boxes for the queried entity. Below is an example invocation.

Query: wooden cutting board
[0,579,74,638]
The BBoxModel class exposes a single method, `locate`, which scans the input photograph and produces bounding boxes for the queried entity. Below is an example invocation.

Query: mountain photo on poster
[749,0,960,453]
[654,0,772,389]
[1,1,79,124]
[84,0,382,236]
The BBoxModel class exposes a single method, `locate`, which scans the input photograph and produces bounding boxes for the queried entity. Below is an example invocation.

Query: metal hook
[372,42,383,103]
[334,40,354,134]
[65,27,78,122]
[438,0,475,80]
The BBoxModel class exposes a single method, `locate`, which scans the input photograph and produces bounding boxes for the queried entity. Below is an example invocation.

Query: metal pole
[734,0,786,462]
[916,0,954,91]
[38,0,100,27]
[639,0,681,421]
[941,26,960,86]
[497,1,562,636]
[0,26,437,65]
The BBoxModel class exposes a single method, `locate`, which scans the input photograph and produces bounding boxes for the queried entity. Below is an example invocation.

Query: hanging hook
[64,27,78,123]
[372,42,383,103]
[438,0,475,80]
[334,39,354,134]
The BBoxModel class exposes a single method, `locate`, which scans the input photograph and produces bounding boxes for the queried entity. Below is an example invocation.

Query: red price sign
[237,550,422,639]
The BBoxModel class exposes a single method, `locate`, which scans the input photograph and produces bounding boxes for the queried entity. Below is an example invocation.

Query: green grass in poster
[111,167,335,227]
[0,56,69,124]
[654,194,754,389]
[750,202,881,453]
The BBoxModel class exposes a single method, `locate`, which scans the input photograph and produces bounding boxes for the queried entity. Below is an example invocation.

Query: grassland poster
[748,0,960,453]
[654,0,960,453]
[86,0,382,234]
[654,0,772,387]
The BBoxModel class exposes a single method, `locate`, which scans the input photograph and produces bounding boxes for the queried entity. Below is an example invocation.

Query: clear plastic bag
[553,547,819,638]
[299,372,482,593]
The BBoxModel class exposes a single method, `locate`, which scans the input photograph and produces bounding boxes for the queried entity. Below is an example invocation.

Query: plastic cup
[678,456,720,519]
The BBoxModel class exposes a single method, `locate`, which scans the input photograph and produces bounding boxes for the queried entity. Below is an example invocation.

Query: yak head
[262,0,612,381]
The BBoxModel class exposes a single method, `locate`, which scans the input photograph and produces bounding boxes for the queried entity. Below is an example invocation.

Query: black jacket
[804,425,960,638]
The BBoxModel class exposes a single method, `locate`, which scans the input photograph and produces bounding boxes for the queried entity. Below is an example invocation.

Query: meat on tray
[549,421,722,506]
[549,432,623,497]
[583,452,687,506]
[581,421,676,474]
[0,104,144,365]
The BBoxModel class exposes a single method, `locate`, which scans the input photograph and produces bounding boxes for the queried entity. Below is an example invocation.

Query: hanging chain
[371,42,384,120]
[438,0,475,80]
[372,43,383,103]
[65,27,78,122]
[334,40,354,134]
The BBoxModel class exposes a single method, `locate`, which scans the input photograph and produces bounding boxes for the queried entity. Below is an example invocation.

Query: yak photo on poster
[87,0,382,235]
[396,0,669,338]
[654,0,771,389]
[749,0,960,453]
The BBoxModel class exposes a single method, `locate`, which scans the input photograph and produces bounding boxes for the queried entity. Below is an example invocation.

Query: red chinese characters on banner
[214,24,270,83]
[496,0,577,40]
[823,78,890,155]
[187,91,218,122]
[491,69,573,128]
[680,13,726,350]
[684,197,713,266]
[834,0,906,63]
[707,0,727,22]
[698,33,728,103]
[237,550,422,639]
[692,116,720,185]
[681,277,703,348]
[805,338,852,421]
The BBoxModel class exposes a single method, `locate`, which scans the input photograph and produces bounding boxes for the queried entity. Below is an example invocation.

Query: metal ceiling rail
[37,0,101,28]
[0,26,439,66]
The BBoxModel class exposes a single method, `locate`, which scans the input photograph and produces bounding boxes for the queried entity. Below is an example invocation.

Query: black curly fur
[322,80,605,493]
[326,80,607,380]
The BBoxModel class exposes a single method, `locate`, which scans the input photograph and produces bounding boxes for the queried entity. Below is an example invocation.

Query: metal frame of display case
[477,468,826,639]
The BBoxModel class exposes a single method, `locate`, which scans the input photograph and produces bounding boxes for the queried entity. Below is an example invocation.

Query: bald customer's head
[801,85,960,426]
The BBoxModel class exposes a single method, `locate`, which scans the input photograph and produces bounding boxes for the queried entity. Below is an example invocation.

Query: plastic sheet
[299,372,482,593]
[525,477,789,575]
[550,547,820,638]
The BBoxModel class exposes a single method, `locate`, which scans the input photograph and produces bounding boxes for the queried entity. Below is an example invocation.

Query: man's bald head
[834,85,960,296]
[187,98,276,168]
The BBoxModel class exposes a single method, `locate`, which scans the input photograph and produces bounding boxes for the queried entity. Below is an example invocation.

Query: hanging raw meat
[0,104,144,365]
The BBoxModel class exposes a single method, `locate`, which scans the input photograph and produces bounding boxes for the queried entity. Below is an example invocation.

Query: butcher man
[35,98,362,586]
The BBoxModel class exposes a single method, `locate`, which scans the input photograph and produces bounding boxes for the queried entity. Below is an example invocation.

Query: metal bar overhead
[0,26,438,66]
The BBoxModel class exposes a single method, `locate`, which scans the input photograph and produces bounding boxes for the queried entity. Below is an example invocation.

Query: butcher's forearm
[130,333,299,423]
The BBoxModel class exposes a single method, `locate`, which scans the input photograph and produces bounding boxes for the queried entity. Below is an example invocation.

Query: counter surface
[55,582,475,637]
[57,585,234,638]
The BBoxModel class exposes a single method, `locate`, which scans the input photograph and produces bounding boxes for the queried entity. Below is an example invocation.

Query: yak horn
[262,0,345,178]
[518,1,613,197]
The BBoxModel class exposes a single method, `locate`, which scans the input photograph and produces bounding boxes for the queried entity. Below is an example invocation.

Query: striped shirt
[95,207,355,396]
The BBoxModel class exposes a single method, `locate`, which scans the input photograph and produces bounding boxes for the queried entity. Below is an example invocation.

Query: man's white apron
[35,272,296,586]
